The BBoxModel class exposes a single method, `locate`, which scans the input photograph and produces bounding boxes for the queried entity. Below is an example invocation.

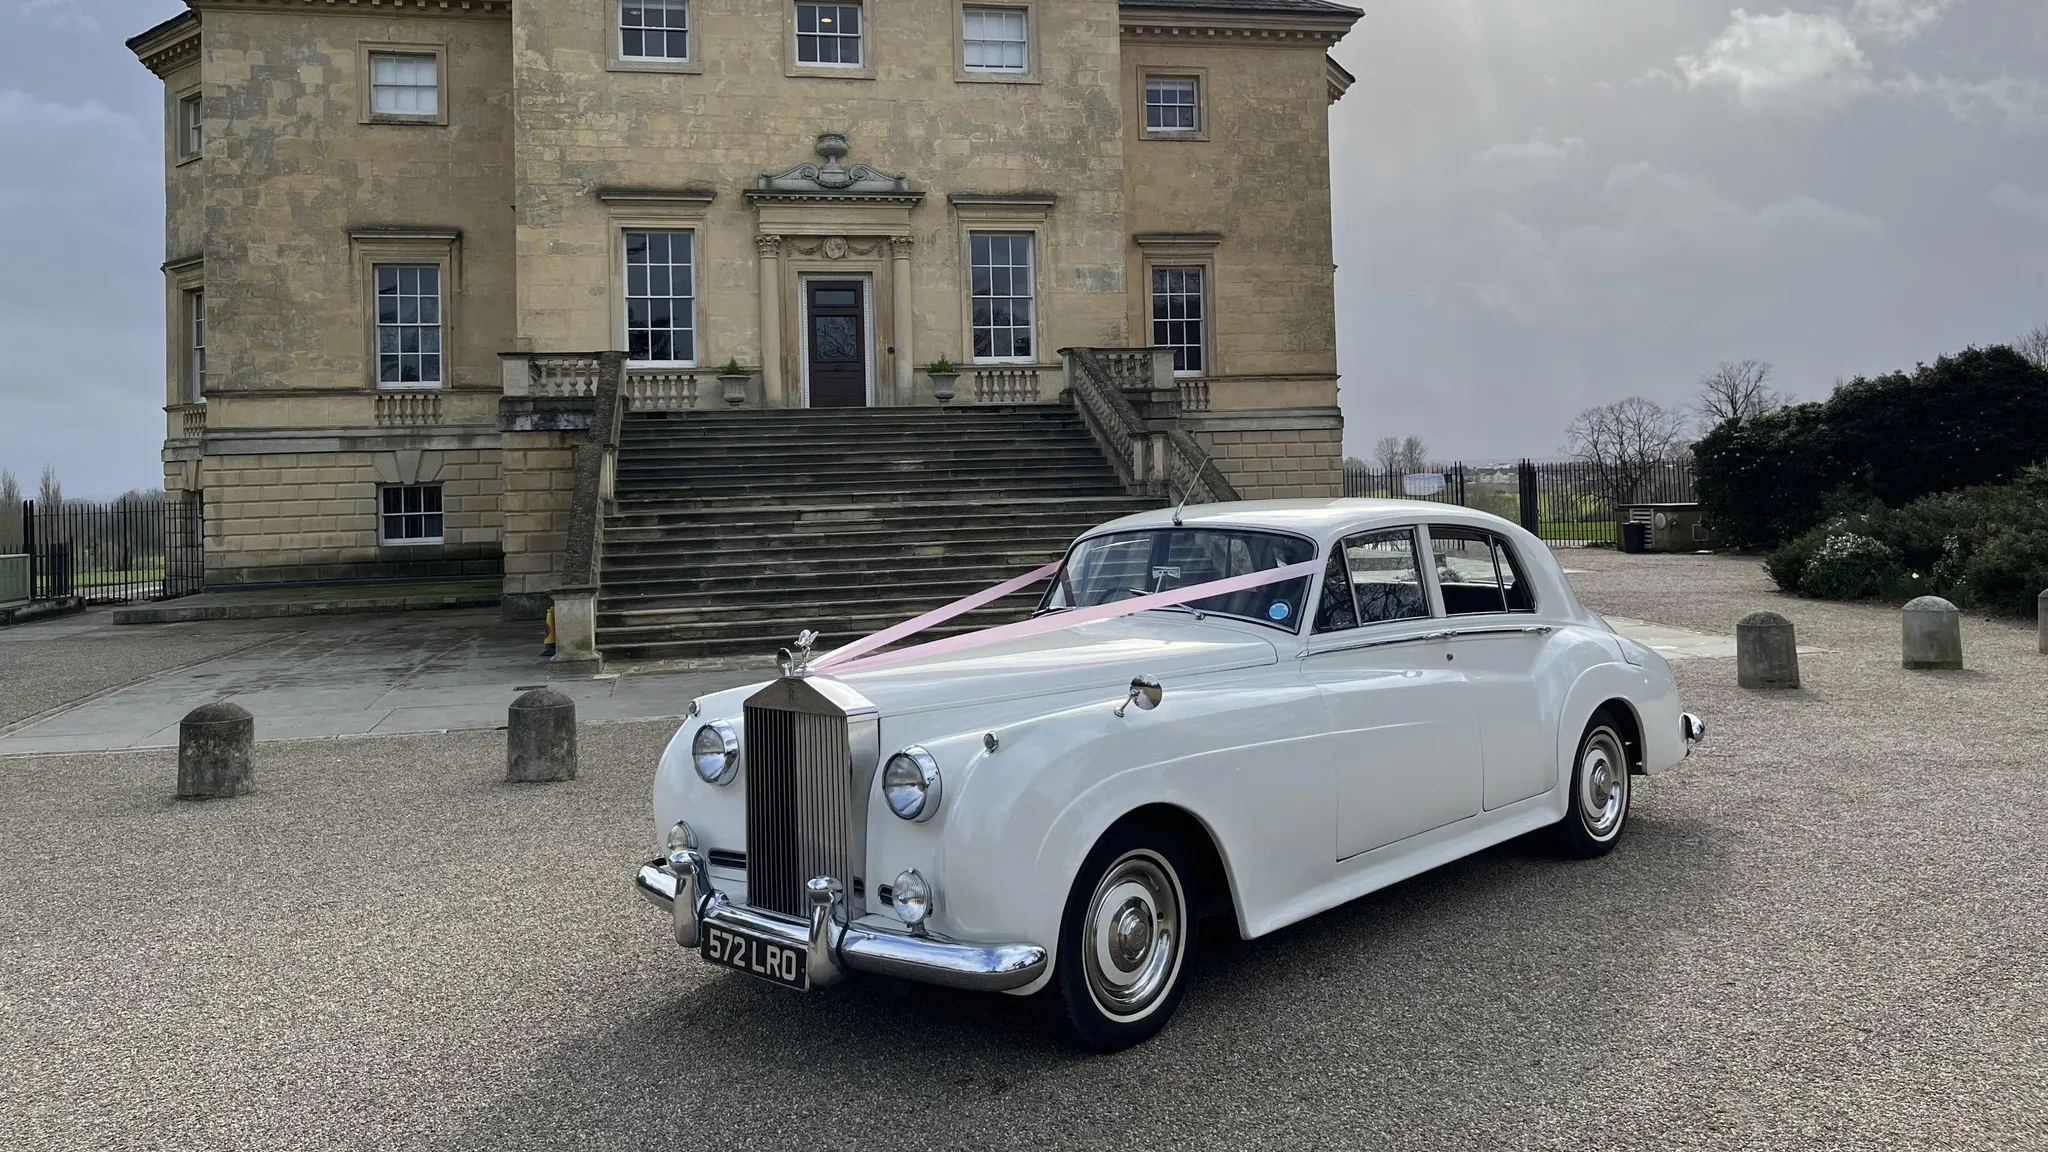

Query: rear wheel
[1555,712,1632,858]
[1045,822,1198,1052]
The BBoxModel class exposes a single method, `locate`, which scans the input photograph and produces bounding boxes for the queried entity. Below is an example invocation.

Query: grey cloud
[1988,182,2048,224]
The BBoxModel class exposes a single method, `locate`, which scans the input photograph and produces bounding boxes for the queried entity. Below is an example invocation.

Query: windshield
[1040,528,1317,631]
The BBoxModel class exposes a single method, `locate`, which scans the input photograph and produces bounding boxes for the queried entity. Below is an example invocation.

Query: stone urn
[717,371,751,406]
[927,367,960,405]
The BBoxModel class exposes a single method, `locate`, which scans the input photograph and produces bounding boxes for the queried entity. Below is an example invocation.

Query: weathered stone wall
[198,449,504,585]
[199,6,515,404]
[1120,38,1340,395]
[1191,416,1344,500]
[500,432,579,613]
[510,0,1131,377]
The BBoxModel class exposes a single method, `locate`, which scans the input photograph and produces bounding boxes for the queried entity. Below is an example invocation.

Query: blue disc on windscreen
[1268,602,1291,621]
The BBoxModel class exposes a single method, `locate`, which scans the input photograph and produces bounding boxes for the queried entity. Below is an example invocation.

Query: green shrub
[1798,530,1898,600]
[1763,529,1821,591]
[1695,346,2048,549]
[1763,467,2048,615]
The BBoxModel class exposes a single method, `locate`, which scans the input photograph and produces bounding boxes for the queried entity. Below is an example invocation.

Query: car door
[1425,525,1556,810]
[1298,526,1485,860]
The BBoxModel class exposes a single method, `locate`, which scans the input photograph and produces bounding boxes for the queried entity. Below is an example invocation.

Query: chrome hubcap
[1081,851,1184,1021]
[1578,728,1629,840]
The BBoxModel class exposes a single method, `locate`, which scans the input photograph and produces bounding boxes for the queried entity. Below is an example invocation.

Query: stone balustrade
[972,367,1044,404]
[374,390,442,426]
[172,403,207,439]
[1177,378,1211,413]
[625,369,700,411]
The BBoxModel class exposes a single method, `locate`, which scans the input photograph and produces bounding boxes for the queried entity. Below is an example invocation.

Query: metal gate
[16,495,205,604]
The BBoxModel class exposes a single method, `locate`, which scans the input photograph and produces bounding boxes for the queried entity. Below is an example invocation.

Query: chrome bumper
[634,851,1049,993]
[1682,712,1706,752]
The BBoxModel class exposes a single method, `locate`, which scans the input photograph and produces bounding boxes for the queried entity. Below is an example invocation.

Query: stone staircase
[596,406,1159,662]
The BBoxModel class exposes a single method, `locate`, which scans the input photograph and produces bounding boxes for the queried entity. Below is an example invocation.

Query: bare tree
[1563,397,1690,513]
[1399,435,1430,474]
[1693,360,1784,428]
[0,470,19,552]
[2017,324,2048,370]
[1371,435,1433,474]
[37,466,61,509]
[1371,436,1402,472]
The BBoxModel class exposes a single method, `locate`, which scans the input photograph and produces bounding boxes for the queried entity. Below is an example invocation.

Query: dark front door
[806,280,868,408]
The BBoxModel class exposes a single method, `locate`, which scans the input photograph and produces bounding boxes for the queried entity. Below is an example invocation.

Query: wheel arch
[1096,802,1240,933]
[1593,696,1647,773]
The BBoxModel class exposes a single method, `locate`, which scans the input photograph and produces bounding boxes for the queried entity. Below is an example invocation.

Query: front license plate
[701,923,808,991]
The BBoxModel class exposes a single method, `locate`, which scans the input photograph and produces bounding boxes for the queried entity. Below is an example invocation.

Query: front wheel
[1555,713,1632,858]
[1044,822,1199,1052]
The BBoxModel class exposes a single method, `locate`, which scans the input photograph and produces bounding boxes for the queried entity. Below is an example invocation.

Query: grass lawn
[1539,519,1616,544]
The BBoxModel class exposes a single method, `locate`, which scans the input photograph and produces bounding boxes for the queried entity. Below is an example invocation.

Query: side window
[1494,537,1536,612]
[1311,550,1356,633]
[1431,526,1536,615]
[1343,528,1429,625]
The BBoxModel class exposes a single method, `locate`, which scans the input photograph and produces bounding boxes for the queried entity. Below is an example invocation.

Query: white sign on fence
[1401,472,1447,497]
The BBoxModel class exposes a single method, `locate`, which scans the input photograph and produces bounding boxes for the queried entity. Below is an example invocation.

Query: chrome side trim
[1297,621,1557,658]
[634,860,1050,993]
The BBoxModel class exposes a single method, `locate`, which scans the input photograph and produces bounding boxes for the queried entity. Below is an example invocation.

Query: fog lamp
[892,869,933,928]
[691,721,739,785]
[665,820,698,855]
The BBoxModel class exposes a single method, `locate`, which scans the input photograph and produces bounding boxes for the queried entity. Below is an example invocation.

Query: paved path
[2,603,1736,755]
[0,609,764,756]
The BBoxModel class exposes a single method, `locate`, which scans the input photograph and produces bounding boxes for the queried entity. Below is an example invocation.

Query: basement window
[380,485,444,545]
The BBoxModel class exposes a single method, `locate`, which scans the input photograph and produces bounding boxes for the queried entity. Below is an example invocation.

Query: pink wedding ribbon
[808,560,1064,672]
[817,558,1324,676]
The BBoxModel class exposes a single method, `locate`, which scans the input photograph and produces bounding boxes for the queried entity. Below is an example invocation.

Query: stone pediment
[748,133,922,204]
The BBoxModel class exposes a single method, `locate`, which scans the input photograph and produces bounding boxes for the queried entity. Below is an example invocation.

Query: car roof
[1090,498,1521,544]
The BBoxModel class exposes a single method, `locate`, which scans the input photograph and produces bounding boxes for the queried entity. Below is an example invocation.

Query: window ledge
[610,57,703,75]
[1141,129,1210,142]
[957,71,1040,85]
[376,383,445,392]
[175,152,202,168]
[364,113,444,127]
[786,63,876,80]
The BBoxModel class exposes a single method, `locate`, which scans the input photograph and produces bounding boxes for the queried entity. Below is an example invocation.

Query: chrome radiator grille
[743,702,852,920]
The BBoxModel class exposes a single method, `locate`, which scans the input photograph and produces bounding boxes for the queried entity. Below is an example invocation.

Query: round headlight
[882,746,942,822]
[691,721,739,785]
[892,868,933,927]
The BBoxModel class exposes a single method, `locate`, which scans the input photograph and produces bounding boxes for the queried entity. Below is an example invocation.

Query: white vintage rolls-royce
[635,499,1703,1050]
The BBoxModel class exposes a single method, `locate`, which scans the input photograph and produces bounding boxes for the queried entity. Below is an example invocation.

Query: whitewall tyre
[1556,713,1632,859]
[1046,822,1198,1052]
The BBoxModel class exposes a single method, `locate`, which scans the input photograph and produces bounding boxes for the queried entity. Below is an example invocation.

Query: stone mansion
[130,0,1360,642]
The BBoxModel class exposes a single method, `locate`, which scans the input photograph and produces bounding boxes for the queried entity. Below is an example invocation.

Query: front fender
[934,667,1327,991]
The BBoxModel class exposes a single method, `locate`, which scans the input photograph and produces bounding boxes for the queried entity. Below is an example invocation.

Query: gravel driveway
[1,551,2042,1151]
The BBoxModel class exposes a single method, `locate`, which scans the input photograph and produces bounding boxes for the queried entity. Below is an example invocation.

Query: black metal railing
[1343,459,1696,547]
[13,496,205,604]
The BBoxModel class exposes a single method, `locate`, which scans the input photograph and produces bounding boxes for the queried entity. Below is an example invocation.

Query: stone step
[616,445,1106,469]
[601,553,1071,596]
[614,460,1114,486]
[598,595,1041,639]
[603,495,1150,531]
[611,481,1126,509]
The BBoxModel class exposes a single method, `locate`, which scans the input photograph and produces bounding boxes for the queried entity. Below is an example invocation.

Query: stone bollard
[177,702,254,800]
[507,688,577,783]
[1736,611,1800,689]
[1901,596,1963,670]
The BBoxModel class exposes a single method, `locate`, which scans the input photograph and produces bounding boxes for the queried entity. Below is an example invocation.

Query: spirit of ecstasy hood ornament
[778,629,821,677]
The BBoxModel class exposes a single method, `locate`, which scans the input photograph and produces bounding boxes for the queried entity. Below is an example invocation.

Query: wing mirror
[1114,675,1163,718]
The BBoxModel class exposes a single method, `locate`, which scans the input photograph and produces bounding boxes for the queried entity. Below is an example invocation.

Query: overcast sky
[1,0,2043,496]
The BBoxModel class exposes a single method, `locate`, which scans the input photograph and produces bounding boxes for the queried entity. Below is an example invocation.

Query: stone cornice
[596,188,718,207]
[1120,7,1360,47]
[743,190,926,207]
[128,12,200,78]
[189,0,511,21]
[1326,55,1355,104]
